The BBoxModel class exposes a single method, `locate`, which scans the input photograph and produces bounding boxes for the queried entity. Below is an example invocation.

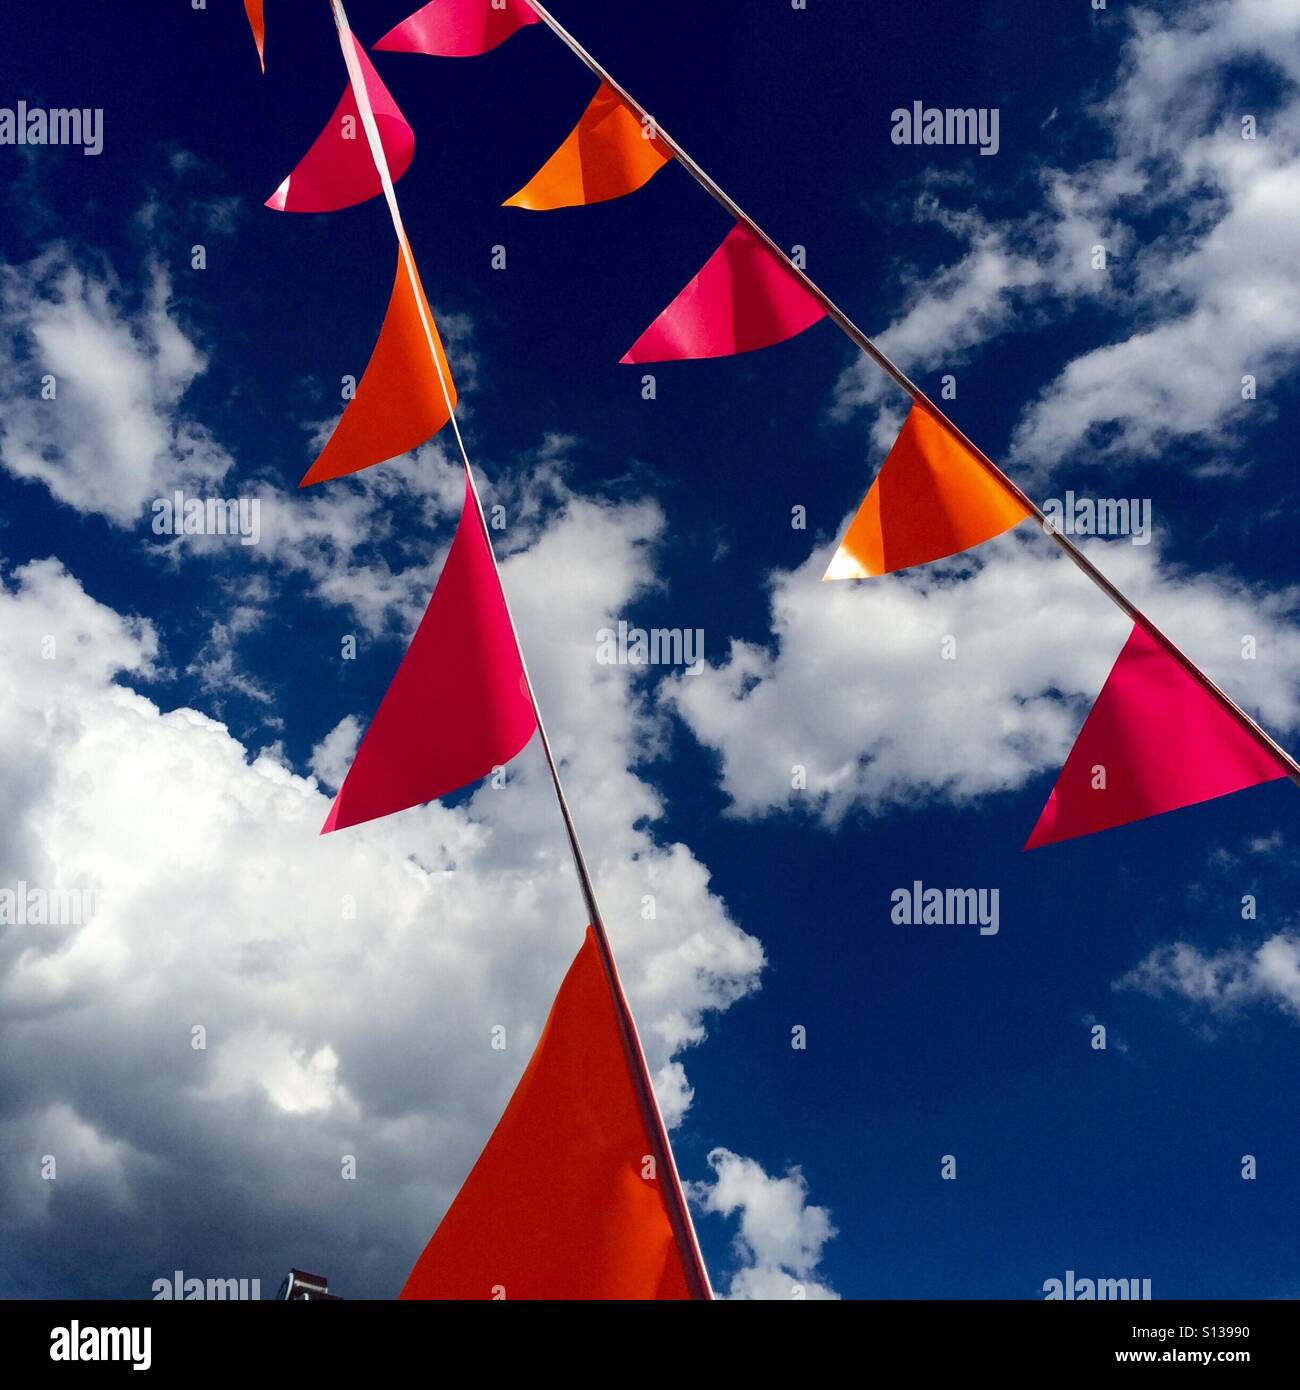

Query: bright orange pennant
[300,244,456,488]
[400,928,697,1300]
[824,404,1031,579]
[504,82,673,211]
[243,0,265,73]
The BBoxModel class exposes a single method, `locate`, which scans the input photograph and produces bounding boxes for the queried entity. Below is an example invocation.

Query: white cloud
[667,528,1300,825]
[1117,932,1300,1022]
[833,0,1300,481]
[186,606,276,712]
[832,203,1057,420]
[690,1148,839,1300]
[0,246,231,524]
[309,716,362,793]
[1012,120,1300,474]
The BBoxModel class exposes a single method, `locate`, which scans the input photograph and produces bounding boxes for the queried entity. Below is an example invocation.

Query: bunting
[1025,621,1289,849]
[243,0,265,73]
[232,0,1300,1311]
[299,242,457,487]
[824,404,1032,579]
[622,221,826,364]
[322,470,536,833]
[504,82,673,211]
[266,37,414,213]
[401,927,696,1300]
[360,0,1297,853]
[375,0,541,59]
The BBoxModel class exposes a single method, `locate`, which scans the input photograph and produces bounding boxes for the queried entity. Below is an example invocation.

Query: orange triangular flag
[243,0,265,73]
[400,928,698,1300]
[300,244,456,487]
[824,404,1031,578]
[504,82,673,211]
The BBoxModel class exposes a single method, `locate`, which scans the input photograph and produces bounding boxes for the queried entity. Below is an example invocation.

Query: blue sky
[3,0,1300,1300]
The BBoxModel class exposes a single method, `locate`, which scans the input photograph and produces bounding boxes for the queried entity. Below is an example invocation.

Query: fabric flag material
[621,222,826,364]
[321,472,536,832]
[243,0,266,72]
[504,82,673,211]
[375,0,540,58]
[266,37,414,213]
[1025,621,1289,849]
[300,246,456,487]
[401,927,695,1299]
[824,404,1032,579]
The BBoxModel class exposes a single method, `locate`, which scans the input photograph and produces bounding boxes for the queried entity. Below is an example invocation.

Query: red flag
[299,244,456,487]
[621,222,826,364]
[375,0,541,58]
[1026,620,1289,849]
[243,0,265,72]
[266,37,414,213]
[401,927,697,1300]
[322,471,536,832]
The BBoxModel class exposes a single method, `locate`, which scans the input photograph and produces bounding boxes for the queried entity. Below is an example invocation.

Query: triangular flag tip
[1025,620,1289,849]
[266,37,414,214]
[824,404,1031,579]
[504,82,672,211]
[621,221,826,364]
[299,246,457,488]
[243,0,266,72]
[375,0,541,58]
[401,926,701,1300]
[322,470,536,831]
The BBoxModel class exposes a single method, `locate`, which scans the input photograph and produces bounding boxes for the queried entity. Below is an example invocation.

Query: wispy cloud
[1116,932,1300,1023]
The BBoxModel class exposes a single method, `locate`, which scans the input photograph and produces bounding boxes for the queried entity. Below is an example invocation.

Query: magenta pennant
[621,221,827,364]
[266,36,414,213]
[322,471,537,833]
[1025,621,1289,850]
[374,0,541,58]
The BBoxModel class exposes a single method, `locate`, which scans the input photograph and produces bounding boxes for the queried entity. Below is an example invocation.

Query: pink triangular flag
[1025,621,1289,849]
[323,471,537,832]
[374,0,541,58]
[621,222,827,364]
[266,37,415,213]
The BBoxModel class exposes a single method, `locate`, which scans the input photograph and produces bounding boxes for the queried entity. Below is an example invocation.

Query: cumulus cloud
[1116,932,1300,1022]
[690,1148,839,1300]
[309,716,362,794]
[667,527,1300,825]
[0,510,764,1297]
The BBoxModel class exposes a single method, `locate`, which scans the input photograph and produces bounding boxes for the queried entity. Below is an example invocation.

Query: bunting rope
[521,0,1300,789]
[327,0,713,1301]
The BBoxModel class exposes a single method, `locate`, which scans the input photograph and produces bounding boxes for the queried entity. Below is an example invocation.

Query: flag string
[523,0,1300,787]
[327,0,714,1300]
